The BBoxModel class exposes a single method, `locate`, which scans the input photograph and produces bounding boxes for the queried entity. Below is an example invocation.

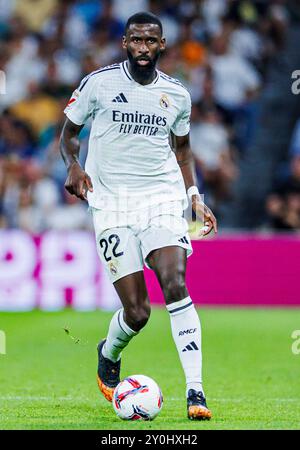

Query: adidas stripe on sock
[166,296,204,396]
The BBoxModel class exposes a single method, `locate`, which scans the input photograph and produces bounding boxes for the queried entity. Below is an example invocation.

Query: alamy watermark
[291,70,300,94]
[0,70,6,95]
[291,330,300,355]
[0,330,6,355]
[89,186,207,233]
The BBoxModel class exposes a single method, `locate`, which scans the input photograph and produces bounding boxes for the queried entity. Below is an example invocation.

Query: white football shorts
[91,201,193,282]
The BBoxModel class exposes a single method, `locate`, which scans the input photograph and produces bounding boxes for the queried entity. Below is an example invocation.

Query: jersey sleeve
[171,91,192,137]
[64,75,98,125]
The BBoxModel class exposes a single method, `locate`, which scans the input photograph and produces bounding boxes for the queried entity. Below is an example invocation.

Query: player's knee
[160,272,187,303]
[126,301,151,331]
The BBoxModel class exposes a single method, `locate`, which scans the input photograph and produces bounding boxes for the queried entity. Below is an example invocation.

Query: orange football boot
[97,339,121,402]
[187,389,212,420]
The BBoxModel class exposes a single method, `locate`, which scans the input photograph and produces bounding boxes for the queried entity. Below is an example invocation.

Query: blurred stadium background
[0,0,300,309]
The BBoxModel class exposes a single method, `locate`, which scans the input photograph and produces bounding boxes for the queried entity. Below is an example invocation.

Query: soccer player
[60,12,217,420]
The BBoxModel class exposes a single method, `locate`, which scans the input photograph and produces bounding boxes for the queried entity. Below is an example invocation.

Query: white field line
[0,396,299,403]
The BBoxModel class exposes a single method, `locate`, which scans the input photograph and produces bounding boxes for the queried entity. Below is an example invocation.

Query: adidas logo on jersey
[178,236,189,244]
[182,341,199,352]
[112,93,128,103]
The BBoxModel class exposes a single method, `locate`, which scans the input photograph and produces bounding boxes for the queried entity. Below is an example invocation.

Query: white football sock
[102,308,138,363]
[166,296,204,397]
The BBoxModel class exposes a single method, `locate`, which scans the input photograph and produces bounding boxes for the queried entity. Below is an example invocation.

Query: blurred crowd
[266,119,300,230]
[0,0,298,232]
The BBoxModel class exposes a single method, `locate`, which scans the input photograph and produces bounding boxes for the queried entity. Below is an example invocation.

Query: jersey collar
[121,60,159,86]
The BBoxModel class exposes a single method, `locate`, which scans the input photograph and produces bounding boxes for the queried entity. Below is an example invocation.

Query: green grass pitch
[0,307,300,430]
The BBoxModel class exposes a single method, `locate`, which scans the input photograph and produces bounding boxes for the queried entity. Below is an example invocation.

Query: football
[112,375,163,421]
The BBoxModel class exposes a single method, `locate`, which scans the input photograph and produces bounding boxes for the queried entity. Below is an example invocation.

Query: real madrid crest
[160,94,170,109]
[108,261,118,276]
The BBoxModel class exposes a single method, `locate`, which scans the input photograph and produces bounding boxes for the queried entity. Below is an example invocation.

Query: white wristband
[187,186,200,201]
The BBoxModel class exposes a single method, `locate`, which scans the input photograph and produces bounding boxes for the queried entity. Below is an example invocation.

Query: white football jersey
[64,61,191,211]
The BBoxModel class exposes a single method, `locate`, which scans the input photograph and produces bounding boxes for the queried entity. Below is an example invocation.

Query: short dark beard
[127,50,160,84]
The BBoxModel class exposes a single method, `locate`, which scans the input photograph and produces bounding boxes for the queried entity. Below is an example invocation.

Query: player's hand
[191,195,218,237]
[64,162,93,201]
